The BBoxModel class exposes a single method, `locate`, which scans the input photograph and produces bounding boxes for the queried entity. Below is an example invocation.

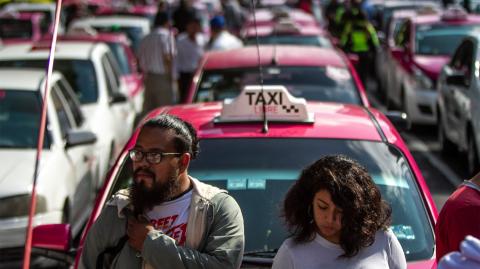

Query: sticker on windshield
[227,178,247,190]
[326,67,350,81]
[248,179,266,190]
[390,225,415,240]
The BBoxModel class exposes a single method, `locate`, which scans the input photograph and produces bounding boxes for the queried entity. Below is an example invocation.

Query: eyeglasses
[128,149,182,164]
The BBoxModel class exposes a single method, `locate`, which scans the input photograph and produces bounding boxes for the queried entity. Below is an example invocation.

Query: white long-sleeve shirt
[272,229,407,269]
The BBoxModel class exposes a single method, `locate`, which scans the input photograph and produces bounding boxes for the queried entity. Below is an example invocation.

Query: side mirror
[385,111,410,132]
[32,224,75,264]
[66,130,97,148]
[109,92,128,104]
[446,73,467,87]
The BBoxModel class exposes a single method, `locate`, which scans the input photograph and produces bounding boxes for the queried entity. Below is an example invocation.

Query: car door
[445,41,473,146]
[52,82,95,228]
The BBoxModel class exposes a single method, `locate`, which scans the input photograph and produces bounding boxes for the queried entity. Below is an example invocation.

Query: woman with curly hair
[272,155,406,269]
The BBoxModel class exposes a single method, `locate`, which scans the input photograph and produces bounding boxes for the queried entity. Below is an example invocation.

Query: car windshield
[107,42,131,75]
[93,26,144,52]
[0,59,98,104]
[415,24,480,55]
[0,90,50,148]
[108,138,434,262]
[0,19,32,39]
[196,67,361,104]
[245,35,333,47]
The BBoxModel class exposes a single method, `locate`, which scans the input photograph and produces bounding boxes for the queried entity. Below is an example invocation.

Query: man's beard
[130,168,181,216]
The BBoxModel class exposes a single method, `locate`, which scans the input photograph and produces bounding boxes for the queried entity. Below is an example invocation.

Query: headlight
[0,194,47,219]
[413,66,434,90]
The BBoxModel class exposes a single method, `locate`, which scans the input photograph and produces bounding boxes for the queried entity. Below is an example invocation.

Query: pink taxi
[186,45,369,106]
[385,7,480,125]
[31,85,437,268]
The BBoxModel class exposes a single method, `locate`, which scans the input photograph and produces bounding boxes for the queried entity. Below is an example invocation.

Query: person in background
[220,0,245,35]
[173,0,196,34]
[207,15,243,51]
[438,236,480,269]
[176,15,206,103]
[137,11,177,115]
[272,155,406,269]
[340,9,379,85]
[435,171,480,262]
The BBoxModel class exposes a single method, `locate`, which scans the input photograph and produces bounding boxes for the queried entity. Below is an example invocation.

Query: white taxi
[0,69,97,264]
[0,41,136,185]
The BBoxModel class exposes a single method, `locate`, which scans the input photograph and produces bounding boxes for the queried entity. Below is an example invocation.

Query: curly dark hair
[283,155,391,258]
[142,114,200,159]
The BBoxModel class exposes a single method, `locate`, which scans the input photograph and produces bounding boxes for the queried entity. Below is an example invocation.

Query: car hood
[413,55,450,81]
[0,149,51,197]
[407,259,435,269]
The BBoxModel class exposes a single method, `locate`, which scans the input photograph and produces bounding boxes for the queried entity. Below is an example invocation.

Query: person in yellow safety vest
[340,9,379,86]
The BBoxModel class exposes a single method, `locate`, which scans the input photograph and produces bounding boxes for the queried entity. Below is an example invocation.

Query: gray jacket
[79,177,245,269]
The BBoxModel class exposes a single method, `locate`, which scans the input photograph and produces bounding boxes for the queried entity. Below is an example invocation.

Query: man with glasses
[80,114,245,269]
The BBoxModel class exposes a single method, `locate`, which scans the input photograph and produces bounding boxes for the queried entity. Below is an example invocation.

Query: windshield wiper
[242,249,277,265]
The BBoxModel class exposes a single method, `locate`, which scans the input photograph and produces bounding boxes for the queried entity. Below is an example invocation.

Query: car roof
[0,68,53,90]
[0,41,103,60]
[202,45,346,70]
[149,101,384,141]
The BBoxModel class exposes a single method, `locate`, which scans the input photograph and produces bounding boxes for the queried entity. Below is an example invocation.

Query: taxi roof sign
[216,85,314,123]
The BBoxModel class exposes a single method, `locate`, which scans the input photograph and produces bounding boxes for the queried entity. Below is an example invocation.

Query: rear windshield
[245,35,333,47]
[0,19,32,39]
[196,66,361,104]
[0,59,98,104]
[416,24,480,55]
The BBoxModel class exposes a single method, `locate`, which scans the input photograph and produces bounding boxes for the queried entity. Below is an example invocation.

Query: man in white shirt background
[176,15,206,103]
[137,11,177,115]
[207,15,243,51]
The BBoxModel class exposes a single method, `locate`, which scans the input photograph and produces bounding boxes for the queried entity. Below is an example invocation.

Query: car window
[106,42,131,75]
[57,78,84,127]
[0,18,33,39]
[51,86,73,138]
[415,24,480,56]
[106,51,122,89]
[394,20,410,48]
[108,138,435,262]
[0,89,50,148]
[245,35,333,48]
[0,59,99,104]
[196,66,361,104]
[101,54,117,97]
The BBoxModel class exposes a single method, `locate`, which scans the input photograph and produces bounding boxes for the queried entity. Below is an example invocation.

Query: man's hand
[127,216,154,252]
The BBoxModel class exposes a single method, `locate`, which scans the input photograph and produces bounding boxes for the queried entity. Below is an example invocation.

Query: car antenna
[22,0,64,268]
[249,0,269,133]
